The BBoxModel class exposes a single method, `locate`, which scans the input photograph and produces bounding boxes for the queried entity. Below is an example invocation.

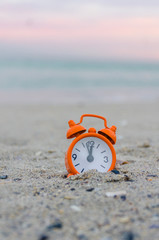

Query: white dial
[71,136,112,173]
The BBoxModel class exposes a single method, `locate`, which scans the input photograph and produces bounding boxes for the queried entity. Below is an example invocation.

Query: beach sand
[0,102,159,240]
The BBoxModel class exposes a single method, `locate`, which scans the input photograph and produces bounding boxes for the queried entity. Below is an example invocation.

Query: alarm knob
[88,127,96,133]
[68,120,76,127]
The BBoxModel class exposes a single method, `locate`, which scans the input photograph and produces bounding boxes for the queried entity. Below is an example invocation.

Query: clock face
[71,136,113,173]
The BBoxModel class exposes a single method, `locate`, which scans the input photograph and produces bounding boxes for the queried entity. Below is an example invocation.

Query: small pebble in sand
[151,214,159,221]
[146,174,158,178]
[13,178,21,181]
[46,219,63,231]
[152,204,159,209]
[121,231,135,240]
[39,234,49,240]
[138,142,150,148]
[47,150,55,153]
[35,151,42,156]
[106,191,127,198]
[0,175,8,179]
[77,234,88,240]
[146,178,152,181]
[116,159,128,165]
[111,169,120,174]
[149,224,159,229]
[70,205,81,212]
[124,175,132,181]
[119,216,130,223]
[64,196,75,200]
[147,194,152,198]
[86,188,95,192]
[120,195,127,201]
[33,191,40,196]
[58,209,64,214]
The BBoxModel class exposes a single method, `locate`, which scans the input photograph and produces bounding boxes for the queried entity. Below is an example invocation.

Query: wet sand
[0,102,159,240]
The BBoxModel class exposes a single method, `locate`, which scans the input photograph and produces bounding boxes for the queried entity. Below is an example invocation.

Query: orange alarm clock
[65,114,117,177]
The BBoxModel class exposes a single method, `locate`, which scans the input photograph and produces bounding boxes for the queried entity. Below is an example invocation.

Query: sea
[0,59,159,104]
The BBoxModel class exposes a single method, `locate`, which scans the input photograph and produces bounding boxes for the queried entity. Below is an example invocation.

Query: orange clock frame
[65,132,116,176]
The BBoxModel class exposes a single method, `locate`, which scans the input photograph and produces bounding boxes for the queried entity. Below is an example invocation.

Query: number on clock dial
[72,154,77,160]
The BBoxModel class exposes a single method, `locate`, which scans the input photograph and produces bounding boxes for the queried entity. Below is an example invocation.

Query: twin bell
[66,114,117,145]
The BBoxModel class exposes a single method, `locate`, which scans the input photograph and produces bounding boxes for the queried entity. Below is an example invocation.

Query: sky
[0,0,159,61]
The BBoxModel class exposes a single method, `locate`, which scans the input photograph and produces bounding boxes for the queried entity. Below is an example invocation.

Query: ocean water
[0,59,159,103]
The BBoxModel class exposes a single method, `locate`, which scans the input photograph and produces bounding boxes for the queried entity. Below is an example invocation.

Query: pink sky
[0,0,159,60]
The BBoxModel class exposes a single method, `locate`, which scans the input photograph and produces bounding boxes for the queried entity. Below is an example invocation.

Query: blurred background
[0,0,159,104]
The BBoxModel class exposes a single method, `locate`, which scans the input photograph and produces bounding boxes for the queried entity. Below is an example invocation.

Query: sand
[0,102,159,240]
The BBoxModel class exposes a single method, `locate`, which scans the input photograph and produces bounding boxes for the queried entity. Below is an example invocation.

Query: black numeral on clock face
[104,156,108,163]
[72,154,77,161]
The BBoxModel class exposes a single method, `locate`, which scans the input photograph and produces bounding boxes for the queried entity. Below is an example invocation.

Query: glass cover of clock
[71,137,112,173]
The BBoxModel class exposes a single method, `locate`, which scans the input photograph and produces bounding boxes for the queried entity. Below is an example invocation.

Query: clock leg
[67,173,74,178]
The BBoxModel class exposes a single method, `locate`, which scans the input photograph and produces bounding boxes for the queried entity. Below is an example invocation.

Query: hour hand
[86,141,94,162]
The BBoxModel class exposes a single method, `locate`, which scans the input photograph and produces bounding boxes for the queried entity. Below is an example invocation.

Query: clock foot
[67,173,74,178]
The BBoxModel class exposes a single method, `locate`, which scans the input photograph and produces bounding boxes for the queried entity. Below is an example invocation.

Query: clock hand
[87,143,94,162]
[89,141,95,156]
[86,142,91,155]
[89,145,93,155]
[86,141,94,152]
